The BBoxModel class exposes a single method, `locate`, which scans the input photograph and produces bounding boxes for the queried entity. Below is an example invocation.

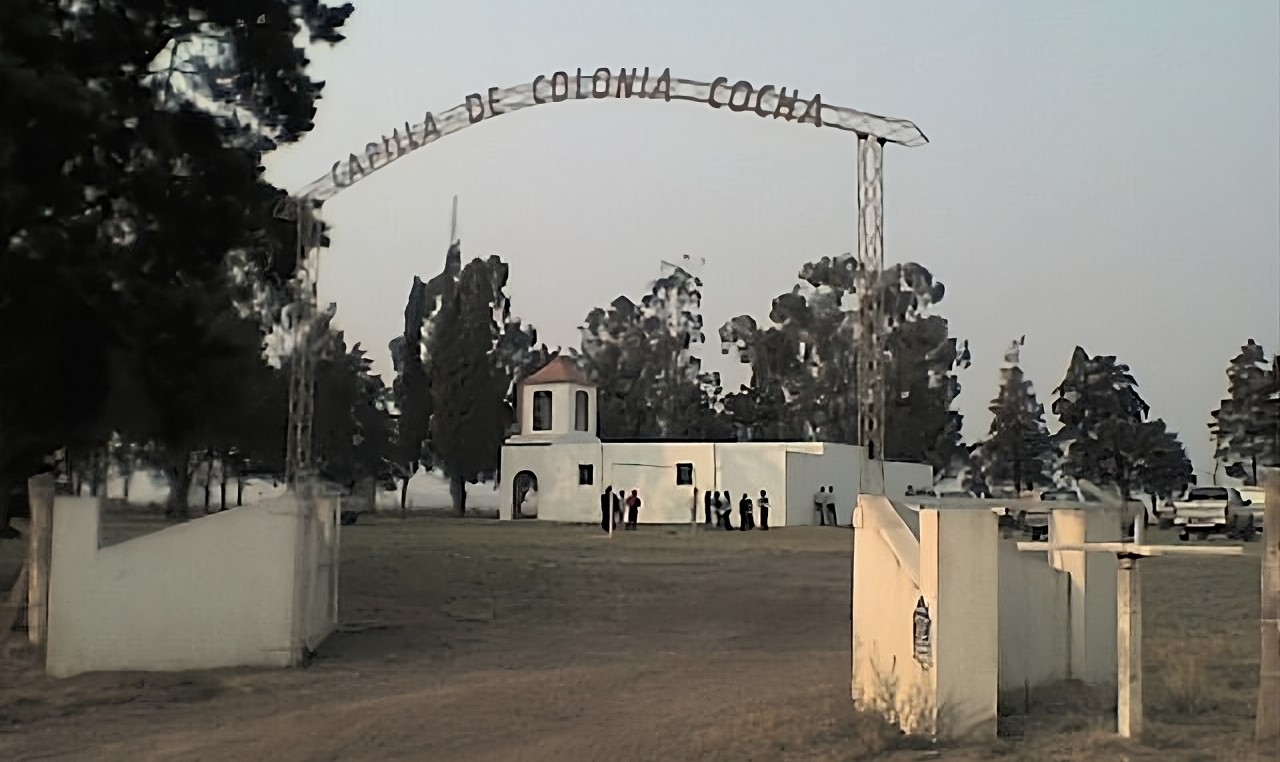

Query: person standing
[704,489,714,527]
[600,486,614,532]
[738,493,755,531]
[813,486,828,526]
[625,489,641,530]
[612,489,623,529]
[758,489,770,531]
[825,484,838,527]
[717,491,733,530]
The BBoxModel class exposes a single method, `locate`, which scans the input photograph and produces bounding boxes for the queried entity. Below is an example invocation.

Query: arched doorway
[513,470,538,519]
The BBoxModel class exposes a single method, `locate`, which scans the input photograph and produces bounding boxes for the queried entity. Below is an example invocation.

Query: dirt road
[0,516,1266,761]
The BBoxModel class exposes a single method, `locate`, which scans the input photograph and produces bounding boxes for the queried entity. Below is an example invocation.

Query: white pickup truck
[1171,486,1257,541]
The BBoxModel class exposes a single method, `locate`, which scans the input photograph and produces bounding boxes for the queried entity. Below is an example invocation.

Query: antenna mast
[449,194,459,246]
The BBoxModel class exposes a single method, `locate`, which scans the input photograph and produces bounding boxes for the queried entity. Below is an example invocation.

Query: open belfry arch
[276,66,928,486]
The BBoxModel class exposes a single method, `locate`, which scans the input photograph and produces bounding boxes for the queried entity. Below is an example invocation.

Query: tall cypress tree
[429,259,508,515]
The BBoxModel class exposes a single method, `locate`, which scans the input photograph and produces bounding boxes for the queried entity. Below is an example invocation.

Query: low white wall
[922,507,1000,740]
[784,444,864,526]
[852,496,933,734]
[46,494,338,678]
[997,540,1071,692]
[885,461,933,497]
[853,497,1001,741]
[1048,507,1119,684]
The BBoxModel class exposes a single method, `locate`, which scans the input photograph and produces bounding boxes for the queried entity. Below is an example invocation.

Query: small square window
[578,464,594,485]
[676,463,693,485]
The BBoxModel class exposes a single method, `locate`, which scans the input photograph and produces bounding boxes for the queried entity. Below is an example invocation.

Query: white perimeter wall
[885,461,934,498]
[921,507,1000,740]
[997,540,1070,691]
[785,444,864,526]
[502,439,927,528]
[852,496,934,734]
[853,497,1000,741]
[46,494,338,678]
[606,442,716,524]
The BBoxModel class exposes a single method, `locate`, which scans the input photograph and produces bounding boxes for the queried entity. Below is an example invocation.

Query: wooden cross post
[1017,493,1242,740]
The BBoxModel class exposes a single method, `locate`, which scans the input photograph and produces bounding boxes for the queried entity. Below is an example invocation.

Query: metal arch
[279,68,927,486]
[295,69,928,204]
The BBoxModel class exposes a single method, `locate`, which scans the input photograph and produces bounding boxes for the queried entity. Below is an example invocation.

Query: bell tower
[512,356,598,443]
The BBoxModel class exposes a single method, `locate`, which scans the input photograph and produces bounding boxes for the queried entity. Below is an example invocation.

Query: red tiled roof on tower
[522,356,591,386]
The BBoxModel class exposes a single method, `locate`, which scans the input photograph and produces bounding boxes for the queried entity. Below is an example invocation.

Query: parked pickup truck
[1171,486,1257,541]
[1004,487,1151,542]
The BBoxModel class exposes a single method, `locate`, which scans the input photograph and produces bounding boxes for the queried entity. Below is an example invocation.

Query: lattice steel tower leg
[856,136,886,460]
[285,198,321,489]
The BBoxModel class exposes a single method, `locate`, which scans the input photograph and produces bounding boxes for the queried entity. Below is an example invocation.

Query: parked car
[1171,486,1256,541]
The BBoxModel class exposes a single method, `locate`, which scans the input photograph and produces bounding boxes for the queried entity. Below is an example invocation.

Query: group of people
[598,483,841,532]
[599,486,642,532]
[703,490,771,531]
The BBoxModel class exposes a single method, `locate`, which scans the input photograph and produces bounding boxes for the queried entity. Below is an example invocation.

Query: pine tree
[1209,340,1279,485]
[428,259,509,515]
[984,341,1055,492]
[1134,419,1193,513]
[1052,347,1151,497]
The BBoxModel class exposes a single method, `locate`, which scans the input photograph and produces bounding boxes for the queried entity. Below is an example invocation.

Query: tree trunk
[0,472,17,539]
[201,452,214,512]
[67,450,80,496]
[219,457,229,512]
[164,450,194,519]
[235,462,245,507]
[122,465,131,501]
[450,475,466,516]
[399,476,409,519]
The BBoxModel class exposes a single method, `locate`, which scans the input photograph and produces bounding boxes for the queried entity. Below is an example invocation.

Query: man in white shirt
[813,486,828,526]
[825,485,838,526]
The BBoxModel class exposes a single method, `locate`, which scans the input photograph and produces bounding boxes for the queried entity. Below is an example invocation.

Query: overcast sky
[265,0,1280,479]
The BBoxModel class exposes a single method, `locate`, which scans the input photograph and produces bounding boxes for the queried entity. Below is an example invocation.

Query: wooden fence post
[25,473,55,648]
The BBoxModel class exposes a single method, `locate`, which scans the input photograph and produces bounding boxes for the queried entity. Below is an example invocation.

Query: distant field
[0,512,1267,761]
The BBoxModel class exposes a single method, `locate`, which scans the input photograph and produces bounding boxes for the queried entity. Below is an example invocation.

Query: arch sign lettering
[298,67,928,203]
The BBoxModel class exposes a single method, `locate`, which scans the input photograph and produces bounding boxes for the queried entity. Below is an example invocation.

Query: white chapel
[498,357,932,525]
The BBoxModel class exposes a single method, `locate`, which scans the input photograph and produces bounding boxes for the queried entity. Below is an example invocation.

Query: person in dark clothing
[738,493,755,531]
[612,489,623,529]
[704,489,713,527]
[625,490,641,530]
[758,490,770,531]
[600,486,614,532]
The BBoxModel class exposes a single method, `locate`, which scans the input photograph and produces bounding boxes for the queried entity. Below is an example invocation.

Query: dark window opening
[676,463,693,485]
[578,464,594,485]
[574,390,590,432]
[532,390,552,431]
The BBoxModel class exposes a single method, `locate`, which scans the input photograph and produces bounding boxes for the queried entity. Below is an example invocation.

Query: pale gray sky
[265,0,1280,478]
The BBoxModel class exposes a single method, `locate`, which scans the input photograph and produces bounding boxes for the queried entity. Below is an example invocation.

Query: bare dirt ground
[0,512,1272,761]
